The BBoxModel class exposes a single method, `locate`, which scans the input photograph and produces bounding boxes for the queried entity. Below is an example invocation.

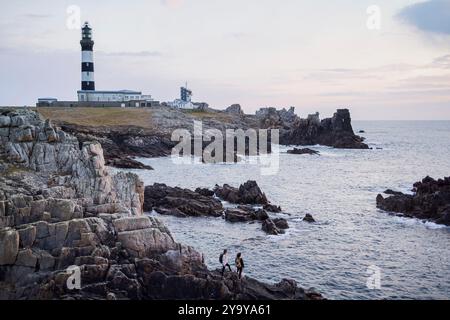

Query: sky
[0,0,450,120]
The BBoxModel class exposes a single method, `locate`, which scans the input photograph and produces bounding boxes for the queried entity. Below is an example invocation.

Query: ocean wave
[391,216,449,230]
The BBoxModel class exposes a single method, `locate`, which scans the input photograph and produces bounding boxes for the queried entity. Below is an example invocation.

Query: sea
[119,121,450,300]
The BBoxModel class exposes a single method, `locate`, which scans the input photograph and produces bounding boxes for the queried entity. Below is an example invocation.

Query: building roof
[77,90,142,95]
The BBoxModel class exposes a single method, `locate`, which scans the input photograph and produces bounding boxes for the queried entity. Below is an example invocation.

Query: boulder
[15,249,38,268]
[384,189,404,196]
[47,199,76,222]
[118,228,177,257]
[215,180,268,205]
[261,219,283,235]
[37,250,56,271]
[225,104,244,116]
[18,226,36,248]
[0,229,19,265]
[273,218,289,229]
[224,208,255,223]
[154,207,187,218]
[113,216,152,233]
[287,148,320,155]
[303,214,316,223]
[194,188,215,197]
[144,184,224,217]
[0,115,11,127]
[263,204,282,213]
[105,156,154,170]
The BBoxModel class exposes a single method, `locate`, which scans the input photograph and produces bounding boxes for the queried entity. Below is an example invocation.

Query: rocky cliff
[37,106,368,170]
[0,109,322,300]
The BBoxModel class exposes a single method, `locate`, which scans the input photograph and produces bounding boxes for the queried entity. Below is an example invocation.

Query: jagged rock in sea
[224,206,269,223]
[263,203,282,213]
[278,109,368,149]
[105,156,154,170]
[214,180,270,206]
[262,218,285,235]
[0,109,322,300]
[224,206,289,236]
[287,148,320,155]
[376,176,450,226]
[143,183,224,217]
[143,180,288,236]
[303,214,316,223]
[273,218,289,229]
[214,181,288,235]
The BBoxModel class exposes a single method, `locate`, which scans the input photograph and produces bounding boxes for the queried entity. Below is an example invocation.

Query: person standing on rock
[235,253,245,279]
[220,249,232,276]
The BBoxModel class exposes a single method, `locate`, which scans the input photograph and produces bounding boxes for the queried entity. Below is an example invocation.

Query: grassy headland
[37,107,155,128]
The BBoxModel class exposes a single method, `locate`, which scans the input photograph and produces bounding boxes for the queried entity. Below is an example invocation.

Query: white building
[168,85,198,109]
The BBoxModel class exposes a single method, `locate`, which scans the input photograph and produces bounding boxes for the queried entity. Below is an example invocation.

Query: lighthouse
[80,22,95,91]
[75,22,156,106]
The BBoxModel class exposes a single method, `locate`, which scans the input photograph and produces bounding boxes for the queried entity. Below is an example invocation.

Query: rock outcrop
[38,107,367,171]
[214,181,269,206]
[377,176,450,226]
[143,183,224,218]
[287,148,320,155]
[256,107,298,128]
[214,181,288,235]
[106,156,154,171]
[281,109,368,149]
[60,123,174,170]
[0,109,143,219]
[303,214,316,223]
[256,108,368,149]
[225,104,244,116]
[224,206,269,223]
[1,109,319,299]
[143,181,288,236]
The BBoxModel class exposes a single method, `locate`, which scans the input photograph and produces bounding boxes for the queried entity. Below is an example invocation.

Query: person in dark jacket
[235,252,245,279]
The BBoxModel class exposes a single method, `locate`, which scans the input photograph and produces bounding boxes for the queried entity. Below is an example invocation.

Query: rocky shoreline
[37,106,368,170]
[377,176,450,226]
[0,109,322,300]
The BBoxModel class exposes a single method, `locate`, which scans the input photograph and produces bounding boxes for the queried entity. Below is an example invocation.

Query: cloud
[161,0,184,9]
[23,13,52,19]
[397,0,450,35]
[431,54,450,68]
[225,32,249,39]
[99,51,162,58]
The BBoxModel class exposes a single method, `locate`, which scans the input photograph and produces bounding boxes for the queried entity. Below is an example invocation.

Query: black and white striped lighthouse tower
[80,22,95,91]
